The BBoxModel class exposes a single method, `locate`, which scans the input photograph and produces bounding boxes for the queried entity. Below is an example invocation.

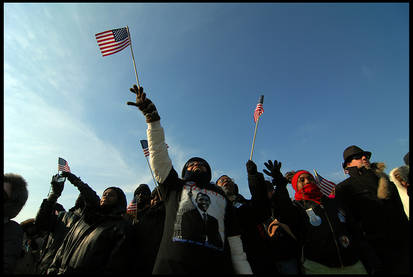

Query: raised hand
[246,160,258,175]
[263,160,288,188]
[127,85,160,123]
[50,174,65,197]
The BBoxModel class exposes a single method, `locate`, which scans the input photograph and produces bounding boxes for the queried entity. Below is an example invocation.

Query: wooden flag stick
[126,26,140,89]
[144,155,162,201]
[249,117,260,160]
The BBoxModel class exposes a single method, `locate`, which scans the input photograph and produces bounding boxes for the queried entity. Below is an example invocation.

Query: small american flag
[126,199,137,215]
[95,27,131,57]
[140,139,168,157]
[140,140,150,157]
[58,157,71,173]
[254,95,264,123]
[313,170,337,197]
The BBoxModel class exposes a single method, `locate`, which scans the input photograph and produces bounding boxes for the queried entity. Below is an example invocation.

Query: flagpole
[126,26,140,89]
[249,117,260,160]
[144,156,162,201]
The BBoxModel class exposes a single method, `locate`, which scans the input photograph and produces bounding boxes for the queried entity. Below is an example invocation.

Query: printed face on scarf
[216,175,236,196]
[297,173,316,191]
[195,192,211,212]
[100,188,118,207]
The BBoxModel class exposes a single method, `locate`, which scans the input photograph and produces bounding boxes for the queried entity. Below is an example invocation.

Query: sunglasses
[349,153,369,161]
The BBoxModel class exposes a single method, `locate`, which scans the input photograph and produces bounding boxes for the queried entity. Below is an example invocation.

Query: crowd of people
[3,84,410,275]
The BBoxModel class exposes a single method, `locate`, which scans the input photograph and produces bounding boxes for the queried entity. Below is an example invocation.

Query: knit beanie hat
[291,170,312,192]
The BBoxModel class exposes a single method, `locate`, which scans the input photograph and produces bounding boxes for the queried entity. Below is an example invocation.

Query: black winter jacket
[47,184,134,274]
[132,200,166,274]
[335,165,409,274]
[293,197,361,268]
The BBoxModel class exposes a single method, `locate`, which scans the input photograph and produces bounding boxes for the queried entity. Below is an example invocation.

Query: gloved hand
[263,160,288,188]
[246,160,258,175]
[61,171,83,187]
[50,174,64,197]
[127,85,160,123]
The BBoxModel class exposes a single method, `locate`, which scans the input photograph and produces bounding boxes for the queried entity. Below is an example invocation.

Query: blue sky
[4,3,409,223]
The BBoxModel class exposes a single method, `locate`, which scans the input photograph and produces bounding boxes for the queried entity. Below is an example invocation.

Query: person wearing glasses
[335,145,409,275]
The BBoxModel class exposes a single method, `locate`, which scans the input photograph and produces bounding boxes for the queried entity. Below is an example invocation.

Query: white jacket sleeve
[227,235,253,274]
[147,121,173,184]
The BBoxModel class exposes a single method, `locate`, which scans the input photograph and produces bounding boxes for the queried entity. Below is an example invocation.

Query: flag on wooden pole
[95,27,131,57]
[250,95,264,160]
[254,95,264,123]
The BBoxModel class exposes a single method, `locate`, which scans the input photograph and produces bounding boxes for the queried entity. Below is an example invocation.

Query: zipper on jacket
[320,204,344,268]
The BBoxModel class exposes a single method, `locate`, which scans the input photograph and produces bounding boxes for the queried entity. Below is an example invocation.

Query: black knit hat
[342,145,371,169]
[134,184,151,197]
[181,157,212,182]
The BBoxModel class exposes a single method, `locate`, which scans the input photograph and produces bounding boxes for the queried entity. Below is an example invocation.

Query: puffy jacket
[47,185,134,274]
[35,198,82,274]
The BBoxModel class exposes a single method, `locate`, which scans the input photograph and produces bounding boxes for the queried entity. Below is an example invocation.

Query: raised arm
[127,85,172,184]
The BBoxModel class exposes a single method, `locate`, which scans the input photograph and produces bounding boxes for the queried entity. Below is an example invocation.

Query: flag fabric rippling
[58,157,71,173]
[95,27,131,57]
[254,95,264,123]
[314,170,337,197]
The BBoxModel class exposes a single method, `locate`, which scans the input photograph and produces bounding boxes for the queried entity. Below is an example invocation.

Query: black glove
[263,160,288,188]
[61,171,84,187]
[127,85,160,123]
[246,160,258,175]
[48,174,65,202]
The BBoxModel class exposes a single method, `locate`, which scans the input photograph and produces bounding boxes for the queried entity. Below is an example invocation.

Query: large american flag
[314,170,337,197]
[254,95,264,123]
[58,157,71,173]
[95,27,131,57]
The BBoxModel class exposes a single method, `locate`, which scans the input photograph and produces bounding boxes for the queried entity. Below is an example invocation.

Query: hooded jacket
[47,185,134,274]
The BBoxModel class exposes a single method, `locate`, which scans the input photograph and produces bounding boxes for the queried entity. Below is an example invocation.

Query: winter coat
[34,198,82,274]
[335,163,409,274]
[3,219,24,274]
[132,200,166,274]
[146,121,251,274]
[47,185,134,274]
[293,197,362,268]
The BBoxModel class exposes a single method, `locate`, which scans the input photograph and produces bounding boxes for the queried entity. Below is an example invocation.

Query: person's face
[136,190,151,205]
[216,176,236,196]
[297,173,315,191]
[186,161,208,173]
[196,193,210,212]
[346,153,371,169]
[100,189,118,207]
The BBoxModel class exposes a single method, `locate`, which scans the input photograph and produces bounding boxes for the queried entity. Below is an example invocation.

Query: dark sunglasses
[350,153,369,161]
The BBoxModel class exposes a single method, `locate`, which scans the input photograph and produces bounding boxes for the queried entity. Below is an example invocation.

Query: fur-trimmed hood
[389,165,409,219]
[371,162,391,200]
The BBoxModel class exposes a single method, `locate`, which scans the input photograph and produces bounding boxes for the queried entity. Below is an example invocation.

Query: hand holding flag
[58,157,71,173]
[254,95,264,123]
[250,95,264,160]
